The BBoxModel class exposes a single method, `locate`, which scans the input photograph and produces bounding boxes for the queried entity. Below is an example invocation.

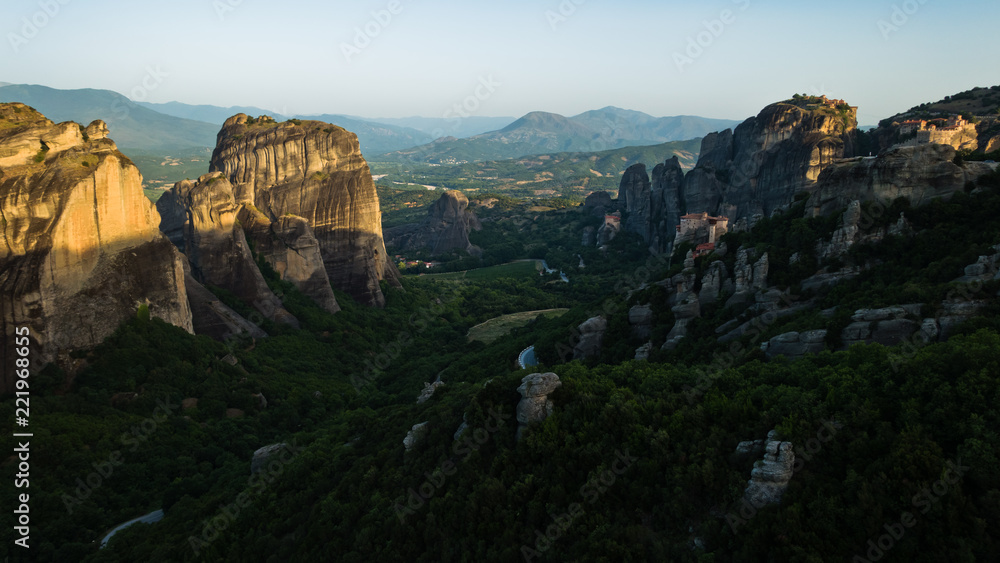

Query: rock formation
[596,212,621,246]
[618,163,652,241]
[628,304,653,340]
[807,144,994,216]
[573,316,607,360]
[251,443,290,475]
[649,156,686,252]
[239,207,340,314]
[385,190,481,256]
[516,372,561,440]
[0,103,193,393]
[157,172,298,327]
[727,248,769,306]
[582,191,613,217]
[840,306,921,348]
[742,430,795,507]
[685,100,856,222]
[403,422,429,451]
[210,114,399,307]
[761,330,828,360]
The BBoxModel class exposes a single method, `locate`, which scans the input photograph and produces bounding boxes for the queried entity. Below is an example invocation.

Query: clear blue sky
[2,0,998,125]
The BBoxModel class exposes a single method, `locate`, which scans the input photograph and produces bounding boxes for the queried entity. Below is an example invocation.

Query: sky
[2,0,999,125]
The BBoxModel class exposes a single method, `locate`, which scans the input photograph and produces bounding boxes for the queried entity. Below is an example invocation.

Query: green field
[415,260,541,281]
[466,308,570,343]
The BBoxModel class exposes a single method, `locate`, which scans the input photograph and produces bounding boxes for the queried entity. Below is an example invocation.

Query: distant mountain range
[378,109,741,163]
[0,84,218,152]
[0,83,740,164]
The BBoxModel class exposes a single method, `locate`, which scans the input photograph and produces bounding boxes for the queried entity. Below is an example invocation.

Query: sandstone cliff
[156,172,299,326]
[0,103,192,393]
[385,190,481,256]
[210,114,399,307]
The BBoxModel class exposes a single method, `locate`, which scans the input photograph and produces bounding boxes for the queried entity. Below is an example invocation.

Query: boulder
[403,422,429,451]
[251,443,289,475]
[743,430,795,507]
[516,372,562,440]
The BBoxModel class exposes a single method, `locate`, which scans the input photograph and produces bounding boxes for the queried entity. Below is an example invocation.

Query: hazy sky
[2,0,998,125]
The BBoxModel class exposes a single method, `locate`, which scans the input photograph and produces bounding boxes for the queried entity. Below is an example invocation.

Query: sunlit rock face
[684,101,857,221]
[0,103,192,393]
[211,114,399,307]
[807,143,994,216]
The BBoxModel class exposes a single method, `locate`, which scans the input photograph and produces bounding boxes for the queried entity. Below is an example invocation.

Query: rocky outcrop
[817,200,861,260]
[210,114,399,307]
[251,443,289,475]
[761,330,827,360]
[649,156,686,252]
[403,422,429,451]
[583,191,613,217]
[184,271,267,341]
[596,212,621,246]
[618,163,652,241]
[157,172,298,327]
[727,248,769,306]
[573,316,607,360]
[698,260,730,304]
[685,101,856,222]
[742,430,795,507]
[840,306,921,348]
[628,304,653,340]
[416,380,444,404]
[0,104,193,393]
[663,293,701,351]
[385,190,481,256]
[240,208,340,314]
[808,144,994,216]
[516,372,561,440]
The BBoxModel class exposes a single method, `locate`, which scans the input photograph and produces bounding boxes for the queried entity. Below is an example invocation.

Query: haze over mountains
[381,108,740,164]
[0,83,737,162]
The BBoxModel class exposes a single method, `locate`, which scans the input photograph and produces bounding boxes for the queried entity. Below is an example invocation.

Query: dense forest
[2,170,1000,562]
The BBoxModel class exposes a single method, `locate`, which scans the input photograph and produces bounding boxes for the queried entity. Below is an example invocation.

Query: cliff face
[239,207,340,314]
[649,156,685,252]
[0,103,192,393]
[618,163,651,241]
[807,144,995,216]
[210,114,398,307]
[156,172,298,327]
[385,190,481,256]
[684,102,856,220]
